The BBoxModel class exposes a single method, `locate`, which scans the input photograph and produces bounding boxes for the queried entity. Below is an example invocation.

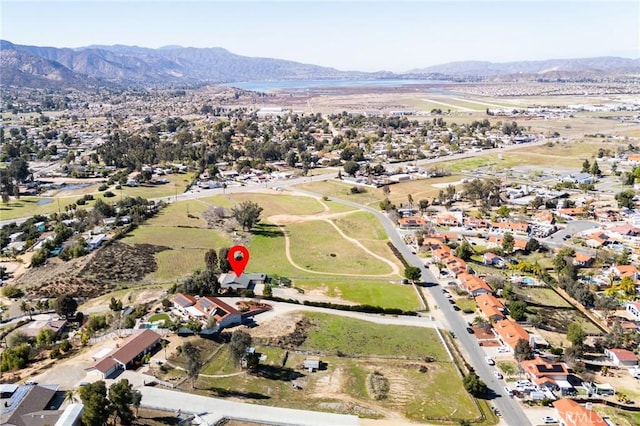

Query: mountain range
[1,40,638,90]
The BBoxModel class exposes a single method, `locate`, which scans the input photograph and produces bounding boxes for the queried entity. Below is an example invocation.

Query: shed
[303,357,321,372]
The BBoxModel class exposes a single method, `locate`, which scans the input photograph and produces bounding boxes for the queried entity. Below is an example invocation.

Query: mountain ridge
[1,40,637,90]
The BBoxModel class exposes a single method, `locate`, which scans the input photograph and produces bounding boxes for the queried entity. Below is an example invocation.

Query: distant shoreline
[222,79,453,92]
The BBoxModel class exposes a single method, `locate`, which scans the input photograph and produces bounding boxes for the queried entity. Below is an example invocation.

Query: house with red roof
[585,231,610,248]
[475,293,505,321]
[493,319,529,350]
[573,252,594,267]
[605,348,639,367]
[611,264,638,281]
[398,217,426,229]
[520,357,572,393]
[193,296,242,329]
[552,398,606,426]
[458,273,492,296]
[86,329,162,379]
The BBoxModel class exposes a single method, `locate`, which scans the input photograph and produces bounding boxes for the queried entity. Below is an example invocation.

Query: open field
[513,286,573,308]
[527,306,603,336]
[287,220,395,276]
[332,211,388,241]
[293,278,420,310]
[300,312,446,358]
[144,199,209,227]
[595,405,640,426]
[193,312,479,422]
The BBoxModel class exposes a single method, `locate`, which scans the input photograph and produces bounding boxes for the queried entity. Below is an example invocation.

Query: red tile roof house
[490,221,530,234]
[604,348,639,367]
[493,319,529,351]
[475,293,505,321]
[552,398,607,426]
[458,273,493,296]
[585,231,610,248]
[573,252,594,267]
[398,217,427,229]
[611,264,639,281]
[86,329,162,379]
[520,357,572,394]
[193,296,242,329]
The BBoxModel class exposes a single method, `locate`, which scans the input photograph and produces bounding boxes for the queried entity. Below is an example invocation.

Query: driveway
[138,386,359,426]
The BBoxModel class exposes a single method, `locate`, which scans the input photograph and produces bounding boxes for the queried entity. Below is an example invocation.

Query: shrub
[1,285,24,298]
[98,184,109,191]
[103,191,116,198]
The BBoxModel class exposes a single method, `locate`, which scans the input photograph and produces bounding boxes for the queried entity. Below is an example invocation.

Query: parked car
[497,346,510,353]
[504,386,513,396]
[494,371,503,379]
[485,357,495,365]
[542,416,558,424]
[466,327,474,334]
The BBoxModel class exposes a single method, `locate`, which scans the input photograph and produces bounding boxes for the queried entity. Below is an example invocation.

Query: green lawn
[497,361,518,376]
[287,221,395,275]
[151,248,208,281]
[595,405,640,426]
[332,211,388,241]
[295,278,420,310]
[455,298,477,313]
[300,312,447,359]
[148,313,170,324]
[513,287,572,308]
[144,199,209,227]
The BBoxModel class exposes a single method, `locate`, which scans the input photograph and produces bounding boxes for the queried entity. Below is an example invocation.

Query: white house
[605,348,639,367]
[625,301,640,321]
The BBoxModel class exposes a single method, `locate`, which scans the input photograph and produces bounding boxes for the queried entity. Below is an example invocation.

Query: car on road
[466,327,474,334]
[563,235,570,240]
[494,371,503,379]
[542,416,558,424]
[504,386,513,396]
[485,356,495,365]
[452,305,461,311]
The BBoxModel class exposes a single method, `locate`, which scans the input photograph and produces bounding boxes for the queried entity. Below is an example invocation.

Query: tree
[582,159,591,173]
[181,342,202,389]
[109,378,141,425]
[619,276,636,296]
[382,185,390,197]
[496,205,511,218]
[514,338,534,362]
[109,297,123,312]
[615,190,635,209]
[36,328,56,347]
[418,199,429,212]
[204,249,218,271]
[19,300,32,320]
[55,294,77,319]
[525,238,540,253]
[218,247,231,273]
[508,301,527,322]
[231,201,263,231]
[404,266,421,283]
[343,160,360,176]
[567,322,586,347]
[79,381,112,426]
[463,371,487,396]
[590,160,601,176]
[595,295,619,320]
[407,193,414,208]
[455,240,474,261]
[205,316,218,330]
[502,232,515,253]
[229,330,252,364]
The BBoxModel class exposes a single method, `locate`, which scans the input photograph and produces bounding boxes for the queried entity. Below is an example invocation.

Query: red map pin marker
[228,245,249,277]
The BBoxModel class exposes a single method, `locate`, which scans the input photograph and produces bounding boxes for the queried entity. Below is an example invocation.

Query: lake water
[225,79,451,92]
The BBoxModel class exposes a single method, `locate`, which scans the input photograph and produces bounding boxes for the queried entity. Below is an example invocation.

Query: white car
[497,346,509,353]
[485,356,495,365]
[494,371,503,379]
[542,416,557,424]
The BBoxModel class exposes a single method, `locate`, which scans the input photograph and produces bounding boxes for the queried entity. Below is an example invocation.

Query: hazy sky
[1,0,638,72]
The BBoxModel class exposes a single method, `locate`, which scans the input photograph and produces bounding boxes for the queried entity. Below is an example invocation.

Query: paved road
[139,386,359,426]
